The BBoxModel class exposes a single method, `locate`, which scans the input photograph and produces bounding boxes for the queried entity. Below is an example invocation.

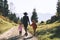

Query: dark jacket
[22,16,29,24]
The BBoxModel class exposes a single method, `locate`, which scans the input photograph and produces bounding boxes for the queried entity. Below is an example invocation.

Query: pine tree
[57,0,60,19]
[57,0,60,16]
[31,9,38,23]
[0,0,3,13]
[3,0,8,16]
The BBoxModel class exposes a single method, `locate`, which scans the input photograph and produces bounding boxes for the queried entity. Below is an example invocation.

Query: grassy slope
[0,16,16,34]
[28,22,60,40]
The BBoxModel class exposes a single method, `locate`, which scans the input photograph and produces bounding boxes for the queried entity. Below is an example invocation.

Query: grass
[0,16,17,34]
[28,22,60,40]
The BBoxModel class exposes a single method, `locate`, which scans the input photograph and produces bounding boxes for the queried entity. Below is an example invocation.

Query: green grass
[0,17,16,34]
[28,22,60,40]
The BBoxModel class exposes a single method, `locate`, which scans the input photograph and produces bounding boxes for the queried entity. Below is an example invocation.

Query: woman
[22,12,30,36]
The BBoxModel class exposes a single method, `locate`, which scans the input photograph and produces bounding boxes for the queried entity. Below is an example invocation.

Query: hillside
[0,15,17,34]
[28,21,60,40]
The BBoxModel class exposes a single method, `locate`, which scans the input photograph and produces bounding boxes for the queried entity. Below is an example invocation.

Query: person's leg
[34,29,36,36]
[19,31,22,37]
[24,24,28,36]
[20,31,22,35]
[19,31,21,35]
[24,25,27,33]
[25,27,27,33]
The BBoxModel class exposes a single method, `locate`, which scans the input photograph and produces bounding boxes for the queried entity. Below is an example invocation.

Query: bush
[46,19,51,24]
[51,15,58,23]
[40,21,44,24]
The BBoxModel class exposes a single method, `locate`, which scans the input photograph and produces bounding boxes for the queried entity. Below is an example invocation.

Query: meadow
[0,15,60,40]
[0,16,17,34]
[28,21,60,40]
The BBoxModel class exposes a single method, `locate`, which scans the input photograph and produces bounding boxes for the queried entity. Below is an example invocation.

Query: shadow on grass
[35,25,60,39]
[50,26,60,39]
[36,30,47,35]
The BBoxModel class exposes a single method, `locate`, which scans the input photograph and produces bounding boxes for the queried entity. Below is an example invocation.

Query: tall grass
[28,22,60,40]
[0,16,16,34]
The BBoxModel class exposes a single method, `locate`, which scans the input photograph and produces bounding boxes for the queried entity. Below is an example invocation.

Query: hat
[24,12,28,15]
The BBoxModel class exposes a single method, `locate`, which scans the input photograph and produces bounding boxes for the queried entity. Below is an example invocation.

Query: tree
[8,13,16,20]
[46,19,51,24]
[8,13,20,23]
[3,0,8,17]
[13,17,18,23]
[8,13,13,20]
[57,1,60,19]
[51,15,58,23]
[0,0,3,13]
[31,9,38,23]
[40,21,44,24]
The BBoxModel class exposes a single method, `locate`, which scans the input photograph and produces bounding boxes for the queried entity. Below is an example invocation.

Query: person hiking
[22,12,30,36]
[18,22,23,37]
[30,20,37,36]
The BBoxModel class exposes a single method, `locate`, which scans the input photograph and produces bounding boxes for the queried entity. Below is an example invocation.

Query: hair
[19,22,22,25]
[32,20,36,23]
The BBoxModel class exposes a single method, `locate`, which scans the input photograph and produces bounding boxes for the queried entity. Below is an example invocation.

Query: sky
[7,0,58,22]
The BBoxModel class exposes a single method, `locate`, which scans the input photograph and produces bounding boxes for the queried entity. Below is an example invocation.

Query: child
[30,20,37,36]
[18,22,23,36]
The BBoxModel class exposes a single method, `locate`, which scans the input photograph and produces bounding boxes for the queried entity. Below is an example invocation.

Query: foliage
[28,21,60,40]
[0,12,2,15]
[13,17,19,23]
[51,15,58,22]
[0,0,3,13]
[31,9,38,23]
[46,2,60,24]
[8,13,20,23]
[0,0,20,23]
[46,15,60,24]
[50,26,60,39]
[46,19,51,24]
[40,21,44,24]
[2,0,9,17]
[57,2,60,16]
[0,18,16,34]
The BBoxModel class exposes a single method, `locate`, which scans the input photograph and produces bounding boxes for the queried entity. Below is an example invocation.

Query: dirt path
[0,26,38,40]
